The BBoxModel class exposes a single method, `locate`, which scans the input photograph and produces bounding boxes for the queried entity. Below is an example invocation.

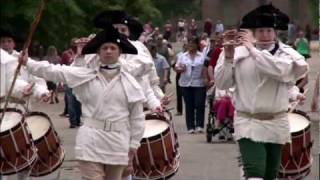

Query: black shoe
[76,122,83,126]
[69,125,77,128]
[219,135,225,140]
[55,97,59,103]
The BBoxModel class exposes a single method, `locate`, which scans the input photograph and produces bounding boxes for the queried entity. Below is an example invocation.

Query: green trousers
[238,138,283,180]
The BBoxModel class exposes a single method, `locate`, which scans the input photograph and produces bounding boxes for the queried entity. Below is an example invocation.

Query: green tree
[0,0,161,51]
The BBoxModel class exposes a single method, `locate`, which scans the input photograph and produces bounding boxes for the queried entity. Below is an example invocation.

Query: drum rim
[290,109,310,120]
[141,122,170,142]
[145,113,168,122]
[145,110,173,121]
[25,111,53,142]
[288,111,311,136]
[0,108,24,135]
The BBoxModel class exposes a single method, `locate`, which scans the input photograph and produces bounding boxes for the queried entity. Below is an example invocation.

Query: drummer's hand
[152,106,164,113]
[22,83,34,97]
[123,148,136,178]
[296,93,306,105]
[20,49,29,65]
[40,92,51,102]
[161,95,171,106]
[122,165,133,177]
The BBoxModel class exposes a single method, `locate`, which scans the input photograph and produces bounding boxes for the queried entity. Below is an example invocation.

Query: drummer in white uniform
[0,49,49,108]
[0,49,50,180]
[214,4,309,180]
[19,25,146,180]
[0,28,48,111]
[91,10,168,104]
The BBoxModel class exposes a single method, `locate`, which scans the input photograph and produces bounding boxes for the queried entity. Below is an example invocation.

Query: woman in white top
[175,37,206,134]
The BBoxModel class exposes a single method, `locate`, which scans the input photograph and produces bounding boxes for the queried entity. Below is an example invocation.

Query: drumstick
[289,88,308,113]
[25,82,35,113]
[0,0,45,125]
[165,92,174,99]
[165,107,174,111]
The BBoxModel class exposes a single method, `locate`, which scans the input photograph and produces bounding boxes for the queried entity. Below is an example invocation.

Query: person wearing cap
[92,10,169,105]
[19,26,145,180]
[0,28,49,112]
[214,4,308,180]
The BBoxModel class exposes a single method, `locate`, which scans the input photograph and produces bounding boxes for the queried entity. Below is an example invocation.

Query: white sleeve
[4,60,29,98]
[26,59,94,88]
[141,78,161,110]
[26,72,49,99]
[250,48,309,83]
[26,59,68,83]
[32,83,49,100]
[128,101,145,149]
[214,50,235,90]
[148,65,164,99]
[121,55,153,78]
[10,79,29,98]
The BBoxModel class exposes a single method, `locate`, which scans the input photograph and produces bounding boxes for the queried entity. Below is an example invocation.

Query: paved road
[2,44,319,180]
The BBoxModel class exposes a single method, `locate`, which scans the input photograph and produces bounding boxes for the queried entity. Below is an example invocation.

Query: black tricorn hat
[93,10,144,41]
[0,28,16,39]
[0,28,24,43]
[239,4,289,30]
[81,25,137,55]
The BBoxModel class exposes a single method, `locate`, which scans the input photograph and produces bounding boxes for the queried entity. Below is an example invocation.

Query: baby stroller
[206,86,235,142]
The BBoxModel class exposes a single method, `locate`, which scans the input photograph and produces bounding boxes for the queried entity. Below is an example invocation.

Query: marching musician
[0,49,49,107]
[92,10,170,105]
[0,48,50,180]
[1,29,48,180]
[214,4,309,180]
[19,25,145,180]
[88,10,167,179]
[0,28,49,111]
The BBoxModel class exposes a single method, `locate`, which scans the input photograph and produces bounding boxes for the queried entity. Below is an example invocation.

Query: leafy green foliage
[0,0,162,51]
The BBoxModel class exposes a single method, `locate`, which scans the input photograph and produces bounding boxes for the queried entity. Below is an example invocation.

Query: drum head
[26,114,51,140]
[0,111,22,132]
[143,120,169,138]
[287,113,309,133]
